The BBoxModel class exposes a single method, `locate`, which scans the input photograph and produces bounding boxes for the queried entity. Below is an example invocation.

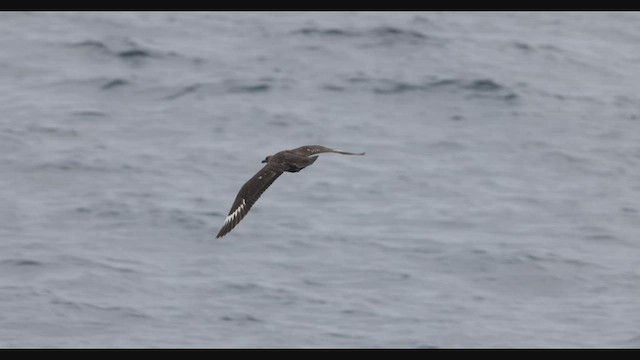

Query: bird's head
[261,155,272,164]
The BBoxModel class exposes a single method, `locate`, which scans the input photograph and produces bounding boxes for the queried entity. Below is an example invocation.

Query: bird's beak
[261,159,267,163]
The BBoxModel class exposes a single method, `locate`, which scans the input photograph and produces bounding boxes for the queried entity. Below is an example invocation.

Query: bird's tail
[329,149,366,156]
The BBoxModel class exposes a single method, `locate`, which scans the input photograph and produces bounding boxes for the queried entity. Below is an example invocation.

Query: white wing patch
[224,198,246,225]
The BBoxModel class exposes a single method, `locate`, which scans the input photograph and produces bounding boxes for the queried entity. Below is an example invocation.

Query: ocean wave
[291,27,359,37]
[324,75,518,101]
[0,259,45,268]
[163,78,286,100]
[69,39,159,65]
[51,296,152,320]
[68,38,202,67]
[220,314,263,323]
[291,25,433,46]
[100,78,130,90]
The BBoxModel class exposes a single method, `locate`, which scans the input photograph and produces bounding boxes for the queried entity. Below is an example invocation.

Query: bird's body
[216,145,365,238]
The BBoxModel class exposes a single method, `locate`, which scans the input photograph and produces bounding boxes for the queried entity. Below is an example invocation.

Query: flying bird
[216,145,365,238]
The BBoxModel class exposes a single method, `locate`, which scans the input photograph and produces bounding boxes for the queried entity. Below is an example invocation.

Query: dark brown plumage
[215,145,365,238]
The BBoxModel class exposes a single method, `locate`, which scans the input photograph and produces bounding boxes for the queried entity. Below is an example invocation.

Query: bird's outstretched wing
[216,163,285,238]
[290,145,365,157]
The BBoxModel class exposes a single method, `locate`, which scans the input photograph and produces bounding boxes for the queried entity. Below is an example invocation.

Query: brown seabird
[216,145,365,238]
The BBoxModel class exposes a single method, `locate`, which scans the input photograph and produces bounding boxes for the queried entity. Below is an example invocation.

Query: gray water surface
[1,11,640,348]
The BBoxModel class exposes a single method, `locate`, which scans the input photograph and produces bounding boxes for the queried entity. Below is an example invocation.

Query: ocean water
[1,11,640,348]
